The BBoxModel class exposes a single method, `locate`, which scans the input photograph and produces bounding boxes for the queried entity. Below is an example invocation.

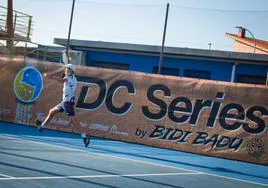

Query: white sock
[81,133,86,138]
[41,122,45,128]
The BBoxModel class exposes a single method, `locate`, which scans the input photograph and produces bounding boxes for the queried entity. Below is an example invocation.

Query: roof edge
[54,38,268,64]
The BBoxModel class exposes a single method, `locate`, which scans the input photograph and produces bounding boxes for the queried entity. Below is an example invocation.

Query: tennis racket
[43,51,71,78]
[62,51,71,65]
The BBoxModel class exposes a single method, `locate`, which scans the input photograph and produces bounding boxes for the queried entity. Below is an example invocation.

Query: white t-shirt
[62,74,77,102]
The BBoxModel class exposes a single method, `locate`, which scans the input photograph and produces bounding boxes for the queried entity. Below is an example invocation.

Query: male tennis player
[36,64,90,147]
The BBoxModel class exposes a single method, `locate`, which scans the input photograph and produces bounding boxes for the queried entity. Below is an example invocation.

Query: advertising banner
[0,58,267,165]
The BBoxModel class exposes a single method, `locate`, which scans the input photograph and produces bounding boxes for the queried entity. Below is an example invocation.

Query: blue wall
[161,57,233,81]
[86,51,265,83]
[235,64,267,79]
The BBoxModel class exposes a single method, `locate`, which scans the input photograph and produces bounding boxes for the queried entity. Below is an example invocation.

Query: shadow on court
[0,121,268,188]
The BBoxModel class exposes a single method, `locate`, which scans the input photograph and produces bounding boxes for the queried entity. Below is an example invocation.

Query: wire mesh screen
[61,1,268,52]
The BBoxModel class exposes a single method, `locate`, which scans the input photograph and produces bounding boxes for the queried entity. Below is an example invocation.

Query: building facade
[54,38,268,86]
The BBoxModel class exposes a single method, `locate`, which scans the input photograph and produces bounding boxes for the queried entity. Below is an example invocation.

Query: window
[91,61,129,70]
[152,66,179,76]
[237,75,266,85]
[183,69,211,80]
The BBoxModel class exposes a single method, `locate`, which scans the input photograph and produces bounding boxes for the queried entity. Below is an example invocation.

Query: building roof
[54,38,268,65]
[225,33,268,53]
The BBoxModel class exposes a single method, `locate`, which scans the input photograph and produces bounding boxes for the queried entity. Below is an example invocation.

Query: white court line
[25,136,81,141]
[1,134,268,187]
[0,135,199,173]
[0,172,201,181]
[3,140,27,143]
[0,173,14,178]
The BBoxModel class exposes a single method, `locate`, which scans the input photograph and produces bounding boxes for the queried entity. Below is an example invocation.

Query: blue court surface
[0,121,267,188]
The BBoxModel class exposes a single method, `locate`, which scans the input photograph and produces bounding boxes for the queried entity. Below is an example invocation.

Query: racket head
[62,51,71,65]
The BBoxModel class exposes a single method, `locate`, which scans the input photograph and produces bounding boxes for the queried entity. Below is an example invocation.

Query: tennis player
[36,64,90,147]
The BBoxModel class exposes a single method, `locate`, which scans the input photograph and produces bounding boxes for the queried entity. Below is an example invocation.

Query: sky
[2,0,268,51]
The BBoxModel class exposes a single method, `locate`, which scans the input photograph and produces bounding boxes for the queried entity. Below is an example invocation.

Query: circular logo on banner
[14,67,43,103]
[246,138,264,158]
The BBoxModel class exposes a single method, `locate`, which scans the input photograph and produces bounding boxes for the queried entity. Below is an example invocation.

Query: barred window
[184,69,211,80]
[91,61,129,70]
[152,66,179,76]
[237,75,266,85]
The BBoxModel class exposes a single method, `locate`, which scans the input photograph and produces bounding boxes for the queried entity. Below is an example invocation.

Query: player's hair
[66,67,74,74]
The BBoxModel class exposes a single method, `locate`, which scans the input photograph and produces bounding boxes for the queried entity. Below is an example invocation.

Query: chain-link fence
[63,1,268,52]
[1,1,268,63]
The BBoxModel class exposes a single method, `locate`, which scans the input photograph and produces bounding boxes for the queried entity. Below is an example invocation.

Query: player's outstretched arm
[43,66,65,77]
[43,67,65,82]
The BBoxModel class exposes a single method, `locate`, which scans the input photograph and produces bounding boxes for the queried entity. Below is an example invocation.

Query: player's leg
[69,116,90,147]
[65,101,90,147]
[36,103,63,131]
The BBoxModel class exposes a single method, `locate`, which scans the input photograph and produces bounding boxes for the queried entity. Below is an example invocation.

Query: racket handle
[61,73,66,78]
